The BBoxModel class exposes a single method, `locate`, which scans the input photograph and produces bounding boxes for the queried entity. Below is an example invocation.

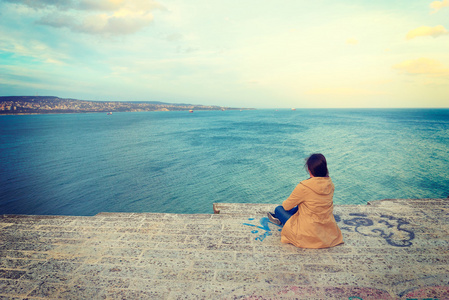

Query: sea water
[1,109,448,216]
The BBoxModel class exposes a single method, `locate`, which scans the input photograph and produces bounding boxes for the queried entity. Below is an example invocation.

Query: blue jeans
[274,205,298,225]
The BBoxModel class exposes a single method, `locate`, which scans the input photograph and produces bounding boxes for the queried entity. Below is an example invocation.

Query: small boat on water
[291,108,296,111]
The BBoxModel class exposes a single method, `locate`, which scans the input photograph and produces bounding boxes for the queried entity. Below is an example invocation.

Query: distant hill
[0,96,248,114]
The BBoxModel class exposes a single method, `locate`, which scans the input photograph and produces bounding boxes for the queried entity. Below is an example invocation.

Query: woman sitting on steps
[267,153,344,249]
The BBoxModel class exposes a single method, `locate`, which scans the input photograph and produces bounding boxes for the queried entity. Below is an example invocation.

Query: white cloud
[3,0,70,10]
[77,0,124,11]
[0,35,68,65]
[346,38,358,45]
[430,0,449,13]
[74,11,155,35]
[406,25,448,40]
[10,0,165,35]
[3,0,162,11]
[305,87,385,97]
[393,58,449,76]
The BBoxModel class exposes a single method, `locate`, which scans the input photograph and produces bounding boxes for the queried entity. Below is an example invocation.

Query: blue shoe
[267,212,281,225]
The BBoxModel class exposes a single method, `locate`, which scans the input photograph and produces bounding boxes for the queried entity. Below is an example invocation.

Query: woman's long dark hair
[305,153,329,177]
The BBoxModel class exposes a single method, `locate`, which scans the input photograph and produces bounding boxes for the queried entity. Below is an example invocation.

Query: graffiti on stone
[244,212,415,247]
[336,213,415,247]
[243,217,282,242]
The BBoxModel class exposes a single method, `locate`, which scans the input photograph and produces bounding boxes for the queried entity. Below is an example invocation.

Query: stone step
[0,199,448,299]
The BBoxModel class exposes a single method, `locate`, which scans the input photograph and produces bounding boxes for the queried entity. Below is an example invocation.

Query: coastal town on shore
[0,96,244,115]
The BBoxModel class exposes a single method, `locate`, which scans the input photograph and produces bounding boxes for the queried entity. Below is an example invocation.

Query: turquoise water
[1,109,448,216]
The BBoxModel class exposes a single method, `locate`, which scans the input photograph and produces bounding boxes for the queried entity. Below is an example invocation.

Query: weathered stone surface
[0,198,448,299]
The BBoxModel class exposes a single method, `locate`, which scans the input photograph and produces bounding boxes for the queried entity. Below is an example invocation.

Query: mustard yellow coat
[280,177,344,249]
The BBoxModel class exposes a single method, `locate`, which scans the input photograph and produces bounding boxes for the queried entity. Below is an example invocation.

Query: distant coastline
[0,96,252,115]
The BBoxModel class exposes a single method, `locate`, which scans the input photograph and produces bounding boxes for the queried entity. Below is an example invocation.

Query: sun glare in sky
[0,0,448,108]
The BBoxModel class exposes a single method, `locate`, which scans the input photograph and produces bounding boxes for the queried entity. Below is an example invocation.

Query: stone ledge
[0,199,448,299]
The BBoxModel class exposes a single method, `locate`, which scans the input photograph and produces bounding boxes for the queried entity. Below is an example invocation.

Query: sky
[0,0,448,108]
